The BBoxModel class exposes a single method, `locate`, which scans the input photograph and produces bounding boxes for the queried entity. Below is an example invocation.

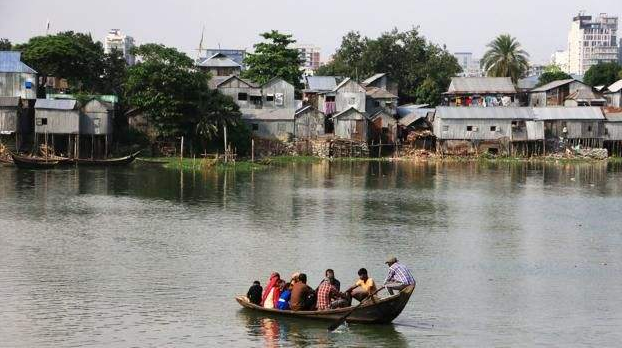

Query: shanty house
[318,78,366,116]
[529,79,604,107]
[604,79,622,107]
[532,107,605,148]
[303,75,338,109]
[197,53,242,77]
[35,99,80,134]
[397,107,435,146]
[443,77,517,107]
[332,107,369,142]
[603,112,622,156]
[0,97,28,151]
[434,107,539,155]
[361,73,398,97]
[0,51,37,100]
[294,105,325,139]
[218,76,296,139]
[365,87,398,116]
[369,110,398,144]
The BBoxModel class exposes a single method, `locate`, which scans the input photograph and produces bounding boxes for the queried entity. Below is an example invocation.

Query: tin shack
[533,107,605,149]
[34,99,80,157]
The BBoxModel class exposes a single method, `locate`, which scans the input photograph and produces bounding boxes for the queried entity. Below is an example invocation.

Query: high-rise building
[453,52,483,77]
[619,38,622,63]
[104,29,135,65]
[296,44,321,76]
[551,50,570,73]
[567,13,619,75]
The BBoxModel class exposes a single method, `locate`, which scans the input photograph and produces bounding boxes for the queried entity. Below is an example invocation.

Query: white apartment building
[295,44,321,76]
[453,52,483,77]
[104,29,136,66]
[567,13,619,75]
[551,50,570,73]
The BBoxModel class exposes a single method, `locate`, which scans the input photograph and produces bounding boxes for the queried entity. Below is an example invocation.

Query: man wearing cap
[383,256,416,295]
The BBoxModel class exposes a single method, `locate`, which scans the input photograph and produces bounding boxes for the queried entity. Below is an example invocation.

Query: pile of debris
[0,143,11,163]
[400,147,434,160]
[547,146,609,160]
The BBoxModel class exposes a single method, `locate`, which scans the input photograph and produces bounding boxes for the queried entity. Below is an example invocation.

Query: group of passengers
[246,257,415,311]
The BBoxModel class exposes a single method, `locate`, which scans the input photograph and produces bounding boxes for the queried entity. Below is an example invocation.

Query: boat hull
[235,284,414,324]
[11,154,59,169]
[75,152,140,166]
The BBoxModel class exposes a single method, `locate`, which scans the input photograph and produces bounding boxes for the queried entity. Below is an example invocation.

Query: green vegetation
[124,44,243,153]
[537,65,572,87]
[316,28,461,106]
[480,34,530,83]
[242,31,305,90]
[583,62,622,87]
[0,38,11,50]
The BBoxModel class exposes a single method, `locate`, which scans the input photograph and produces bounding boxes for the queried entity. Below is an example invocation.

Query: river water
[1,160,621,347]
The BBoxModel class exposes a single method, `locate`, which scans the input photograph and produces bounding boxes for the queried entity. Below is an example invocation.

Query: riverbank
[138,154,622,172]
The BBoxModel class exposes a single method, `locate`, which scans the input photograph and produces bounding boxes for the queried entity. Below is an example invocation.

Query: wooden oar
[327,286,385,332]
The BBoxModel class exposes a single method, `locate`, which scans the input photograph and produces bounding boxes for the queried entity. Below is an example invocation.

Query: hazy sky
[1,0,620,64]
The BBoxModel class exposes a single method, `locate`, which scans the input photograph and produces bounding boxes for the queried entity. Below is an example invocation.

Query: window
[36,118,47,126]
[252,123,259,131]
[266,95,274,102]
[467,126,473,131]
[250,95,262,108]
[326,96,335,102]
[587,125,593,132]
[490,126,497,132]
[442,125,449,132]
[373,101,381,107]
[275,93,284,106]
[238,93,248,101]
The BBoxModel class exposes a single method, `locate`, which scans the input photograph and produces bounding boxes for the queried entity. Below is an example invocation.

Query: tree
[242,30,304,89]
[317,28,461,106]
[480,34,529,83]
[18,31,105,93]
[125,44,242,151]
[537,65,572,87]
[583,62,622,87]
[0,38,11,50]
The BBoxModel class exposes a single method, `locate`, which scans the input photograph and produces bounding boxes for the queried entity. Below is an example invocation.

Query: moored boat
[235,284,414,324]
[11,154,59,169]
[75,151,140,166]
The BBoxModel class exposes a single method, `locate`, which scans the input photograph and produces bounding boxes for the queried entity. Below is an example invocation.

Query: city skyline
[0,0,619,65]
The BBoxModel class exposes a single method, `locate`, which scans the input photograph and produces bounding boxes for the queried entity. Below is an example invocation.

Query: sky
[1,0,620,64]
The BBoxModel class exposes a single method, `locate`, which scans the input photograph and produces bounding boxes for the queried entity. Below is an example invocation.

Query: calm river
[1,160,621,347]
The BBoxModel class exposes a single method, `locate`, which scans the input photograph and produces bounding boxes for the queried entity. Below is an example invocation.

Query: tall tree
[0,38,11,50]
[242,30,304,89]
[537,65,572,87]
[316,28,461,106]
[583,62,622,87]
[480,34,530,83]
[17,31,105,93]
[125,44,241,151]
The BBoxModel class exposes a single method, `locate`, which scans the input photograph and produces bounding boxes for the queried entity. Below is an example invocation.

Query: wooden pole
[223,124,228,163]
[91,134,94,159]
[251,138,255,162]
[180,136,184,163]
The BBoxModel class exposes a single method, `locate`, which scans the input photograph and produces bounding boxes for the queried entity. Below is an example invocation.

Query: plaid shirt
[384,262,415,285]
[316,280,339,310]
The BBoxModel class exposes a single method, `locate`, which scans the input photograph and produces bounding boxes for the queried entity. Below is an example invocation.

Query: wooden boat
[11,154,59,169]
[235,284,414,324]
[75,151,140,166]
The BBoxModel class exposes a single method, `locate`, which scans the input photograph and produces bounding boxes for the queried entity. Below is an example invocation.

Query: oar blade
[327,317,346,332]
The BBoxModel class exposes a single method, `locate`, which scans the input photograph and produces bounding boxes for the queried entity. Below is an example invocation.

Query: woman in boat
[261,272,281,309]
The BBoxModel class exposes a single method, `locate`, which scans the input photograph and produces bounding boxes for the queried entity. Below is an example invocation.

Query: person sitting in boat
[324,269,341,291]
[290,272,300,285]
[276,281,292,310]
[261,272,281,309]
[345,268,378,305]
[316,275,345,310]
[289,273,315,311]
[247,280,263,305]
[383,256,416,295]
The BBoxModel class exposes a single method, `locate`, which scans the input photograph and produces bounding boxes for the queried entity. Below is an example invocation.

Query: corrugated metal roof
[532,107,604,120]
[306,76,337,91]
[361,73,385,85]
[35,99,78,110]
[607,79,622,93]
[330,106,366,120]
[0,51,37,74]
[530,79,576,92]
[365,87,397,99]
[197,53,242,68]
[0,96,20,107]
[334,77,352,91]
[565,89,606,102]
[604,113,622,122]
[397,104,429,118]
[294,105,323,116]
[436,107,535,120]
[242,108,294,121]
[446,77,516,94]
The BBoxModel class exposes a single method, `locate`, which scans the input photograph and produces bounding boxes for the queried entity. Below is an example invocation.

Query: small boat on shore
[11,154,59,169]
[235,284,414,324]
[75,152,140,166]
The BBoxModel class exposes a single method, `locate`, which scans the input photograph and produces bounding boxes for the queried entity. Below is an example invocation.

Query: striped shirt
[384,262,415,285]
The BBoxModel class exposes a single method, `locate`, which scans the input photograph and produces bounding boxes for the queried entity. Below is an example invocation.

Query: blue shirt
[276,290,291,310]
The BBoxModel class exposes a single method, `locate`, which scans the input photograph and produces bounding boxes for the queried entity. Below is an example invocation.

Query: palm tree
[480,35,530,83]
